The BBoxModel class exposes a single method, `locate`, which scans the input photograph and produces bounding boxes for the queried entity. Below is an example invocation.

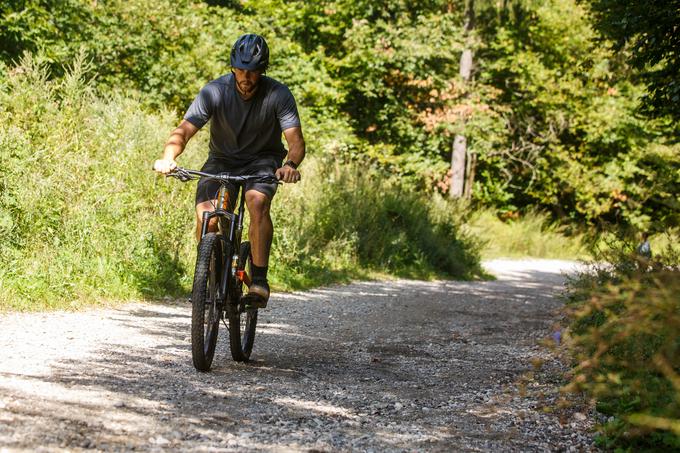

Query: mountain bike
[168,167,279,370]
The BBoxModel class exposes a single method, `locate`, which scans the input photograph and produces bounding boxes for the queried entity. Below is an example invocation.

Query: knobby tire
[228,241,258,362]
[191,232,223,371]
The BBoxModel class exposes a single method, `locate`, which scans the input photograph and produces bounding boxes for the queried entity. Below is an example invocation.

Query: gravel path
[0,259,595,452]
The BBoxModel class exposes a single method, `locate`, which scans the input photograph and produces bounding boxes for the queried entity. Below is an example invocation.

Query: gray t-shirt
[183,73,301,165]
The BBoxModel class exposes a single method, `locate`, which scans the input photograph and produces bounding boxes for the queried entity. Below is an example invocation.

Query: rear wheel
[191,232,223,371]
[228,241,258,362]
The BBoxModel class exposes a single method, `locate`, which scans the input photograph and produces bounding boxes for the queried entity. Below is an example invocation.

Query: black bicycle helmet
[230,34,269,71]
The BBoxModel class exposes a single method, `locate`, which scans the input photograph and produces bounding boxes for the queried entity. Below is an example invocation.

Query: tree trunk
[464,150,477,198]
[449,0,475,199]
[450,135,467,198]
[460,49,473,80]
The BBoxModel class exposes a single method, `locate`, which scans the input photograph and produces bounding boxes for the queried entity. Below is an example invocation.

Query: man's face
[232,67,262,94]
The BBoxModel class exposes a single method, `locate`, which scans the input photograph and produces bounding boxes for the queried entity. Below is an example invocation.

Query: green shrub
[565,241,680,449]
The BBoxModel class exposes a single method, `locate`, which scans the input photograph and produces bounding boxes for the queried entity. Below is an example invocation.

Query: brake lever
[166,168,194,182]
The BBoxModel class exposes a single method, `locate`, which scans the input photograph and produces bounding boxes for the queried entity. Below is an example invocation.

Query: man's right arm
[154,120,199,174]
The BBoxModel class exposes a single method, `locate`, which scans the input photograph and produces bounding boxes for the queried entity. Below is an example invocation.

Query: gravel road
[0,259,595,452]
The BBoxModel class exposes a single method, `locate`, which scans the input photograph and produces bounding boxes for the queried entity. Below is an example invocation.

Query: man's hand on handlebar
[275,165,301,184]
[154,158,178,174]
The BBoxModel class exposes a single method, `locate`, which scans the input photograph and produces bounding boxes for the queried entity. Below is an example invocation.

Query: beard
[237,80,256,94]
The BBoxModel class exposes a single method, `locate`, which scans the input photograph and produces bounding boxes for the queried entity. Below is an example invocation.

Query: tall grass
[467,209,589,260]
[269,159,483,289]
[0,54,204,309]
[0,55,482,310]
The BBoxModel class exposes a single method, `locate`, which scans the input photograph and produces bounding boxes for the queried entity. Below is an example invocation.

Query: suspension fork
[200,210,213,239]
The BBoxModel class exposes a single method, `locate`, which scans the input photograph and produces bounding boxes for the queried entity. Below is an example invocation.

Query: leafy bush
[565,239,680,449]
[476,0,680,227]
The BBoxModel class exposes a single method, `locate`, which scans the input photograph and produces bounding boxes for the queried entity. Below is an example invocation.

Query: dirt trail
[0,259,594,452]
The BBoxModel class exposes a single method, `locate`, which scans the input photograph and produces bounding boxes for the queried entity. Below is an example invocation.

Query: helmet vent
[231,34,269,71]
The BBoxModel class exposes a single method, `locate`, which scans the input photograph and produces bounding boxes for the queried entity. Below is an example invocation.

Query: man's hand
[153,158,177,174]
[276,165,301,183]
[155,120,199,175]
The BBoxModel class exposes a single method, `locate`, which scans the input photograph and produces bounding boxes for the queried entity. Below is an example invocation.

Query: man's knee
[245,191,271,221]
[195,200,218,228]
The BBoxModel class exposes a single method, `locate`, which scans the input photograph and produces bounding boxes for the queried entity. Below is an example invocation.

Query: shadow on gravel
[0,266,592,451]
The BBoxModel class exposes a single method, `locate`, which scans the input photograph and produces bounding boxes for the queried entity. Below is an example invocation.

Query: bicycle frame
[167,167,277,313]
[200,184,248,310]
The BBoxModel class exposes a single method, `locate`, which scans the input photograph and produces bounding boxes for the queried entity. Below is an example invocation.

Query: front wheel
[191,232,223,371]
[228,241,258,362]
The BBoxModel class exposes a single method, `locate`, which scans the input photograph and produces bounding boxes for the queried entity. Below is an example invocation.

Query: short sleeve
[183,84,216,129]
[276,87,302,131]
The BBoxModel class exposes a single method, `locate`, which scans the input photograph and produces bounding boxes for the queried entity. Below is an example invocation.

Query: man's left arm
[276,127,305,183]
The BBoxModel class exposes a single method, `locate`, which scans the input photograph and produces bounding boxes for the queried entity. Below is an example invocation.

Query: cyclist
[153,33,305,308]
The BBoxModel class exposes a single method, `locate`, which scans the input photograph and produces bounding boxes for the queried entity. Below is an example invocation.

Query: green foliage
[565,240,680,449]
[0,0,342,115]
[1,0,678,310]
[248,0,679,229]
[246,0,469,178]
[1,0,677,230]
[0,0,92,64]
[0,54,201,309]
[587,0,680,124]
[468,209,589,259]
[474,0,680,228]
[270,157,483,289]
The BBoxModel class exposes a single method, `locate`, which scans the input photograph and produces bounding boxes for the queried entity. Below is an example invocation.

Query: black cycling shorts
[195,155,281,207]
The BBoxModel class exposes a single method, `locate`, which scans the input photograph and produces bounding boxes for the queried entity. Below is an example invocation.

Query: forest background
[1,0,677,305]
[0,0,679,448]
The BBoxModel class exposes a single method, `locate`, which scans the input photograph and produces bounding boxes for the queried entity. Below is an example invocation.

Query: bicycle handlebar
[165,167,281,185]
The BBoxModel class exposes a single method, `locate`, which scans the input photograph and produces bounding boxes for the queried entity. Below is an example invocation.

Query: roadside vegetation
[468,210,588,260]
[270,157,483,289]
[1,0,677,231]
[564,235,680,450]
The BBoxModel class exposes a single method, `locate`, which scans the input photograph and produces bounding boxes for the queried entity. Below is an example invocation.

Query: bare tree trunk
[450,135,466,197]
[464,151,477,198]
[460,49,473,80]
[449,0,475,199]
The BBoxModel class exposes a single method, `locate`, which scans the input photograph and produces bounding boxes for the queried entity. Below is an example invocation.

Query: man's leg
[195,200,219,242]
[195,160,229,241]
[245,189,273,303]
[245,190,273,266]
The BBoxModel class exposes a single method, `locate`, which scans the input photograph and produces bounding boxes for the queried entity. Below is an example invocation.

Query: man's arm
[276,126,305,183]
[153,120,200,174]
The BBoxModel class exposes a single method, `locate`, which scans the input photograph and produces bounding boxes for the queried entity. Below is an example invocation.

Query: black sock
[251,264,268,284]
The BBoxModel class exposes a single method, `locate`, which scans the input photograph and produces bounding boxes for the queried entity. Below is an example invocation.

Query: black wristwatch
[284,159,299,170]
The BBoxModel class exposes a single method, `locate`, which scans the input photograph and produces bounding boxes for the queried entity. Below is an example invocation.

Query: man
[153,33,305,308]
[636,231,652,259]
